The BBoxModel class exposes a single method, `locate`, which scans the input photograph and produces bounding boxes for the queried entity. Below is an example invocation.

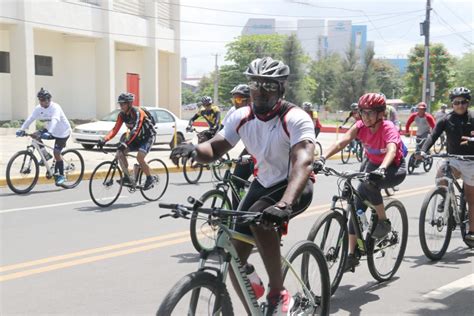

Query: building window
[80,0,100,5]
[0,51,10,73]
[35,55,53,76]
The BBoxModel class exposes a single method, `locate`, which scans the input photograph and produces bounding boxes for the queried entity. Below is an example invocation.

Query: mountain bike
[190,156,252,252]
[407,137,433,174]
[157,198,330,315]
[6,133,84,194]
[341,139,363,164]
[307,166,408,295]
[419,154,474,260]
[182,128,231,184]
[315,140,323,158]
[433,132,446,154]
[89,149,169,207]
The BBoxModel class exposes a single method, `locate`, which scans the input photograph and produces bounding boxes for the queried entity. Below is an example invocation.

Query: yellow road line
[0,185,434,282]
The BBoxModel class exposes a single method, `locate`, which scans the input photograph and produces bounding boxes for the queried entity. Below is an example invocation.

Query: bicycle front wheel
[6,150,39,194]
[356,142,364,162]
[367,199,408,282]
[307,210,347,295]
[407,154,416,174]
[156,271,233,316]
[190,189,232,252]
[211,153,231,181]
[183,157,203,184]
[282,240,331,316]
[459,195,474,249]
[423,157,433,173]
[419,187,453,260]
[89,161,123,207]
[139,159,169,201]
[315,141,323,158]
[341,145,351,164]
[61,149,85,189]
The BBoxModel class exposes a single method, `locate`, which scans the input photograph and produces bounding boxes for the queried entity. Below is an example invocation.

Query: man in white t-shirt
[170,57,315,315]
[16,88,71,186]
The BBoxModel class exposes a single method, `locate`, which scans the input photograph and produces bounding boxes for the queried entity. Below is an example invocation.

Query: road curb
[0,149,419,189]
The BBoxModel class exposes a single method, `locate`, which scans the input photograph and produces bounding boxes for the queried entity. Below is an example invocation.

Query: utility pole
[420,0,432,111]
[213,53,219,106]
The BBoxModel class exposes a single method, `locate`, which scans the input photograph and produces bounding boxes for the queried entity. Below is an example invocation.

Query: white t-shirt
[222,106,236,127]
[21,102,71,138]
[219,104,315,188]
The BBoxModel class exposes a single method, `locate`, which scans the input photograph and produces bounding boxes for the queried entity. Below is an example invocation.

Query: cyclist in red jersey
[98,93,157,190]
[315,93,407,272]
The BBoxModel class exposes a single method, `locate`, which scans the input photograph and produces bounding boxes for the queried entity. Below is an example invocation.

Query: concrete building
[0,0,181,121]
[242,18,275,36]
[181,57,187,80]
[296,19,325,60]
[352,25,367,62]
[327,20,352,57]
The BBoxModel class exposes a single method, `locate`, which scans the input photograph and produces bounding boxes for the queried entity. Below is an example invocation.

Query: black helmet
[201,96,213,106]
[37,88,52,99]
[117,92,135,103]
[449,87,471,101]
[440,104,448,109]
[243,57,290,82]
[230,84,250,97]
[350,103,358,110]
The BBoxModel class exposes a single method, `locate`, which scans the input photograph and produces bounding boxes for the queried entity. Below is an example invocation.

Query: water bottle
[357,209,369,231]
[238,188,246,199]
[245,263,265,299]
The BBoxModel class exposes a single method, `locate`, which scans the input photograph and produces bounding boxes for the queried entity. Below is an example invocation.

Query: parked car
[72,107,194,150]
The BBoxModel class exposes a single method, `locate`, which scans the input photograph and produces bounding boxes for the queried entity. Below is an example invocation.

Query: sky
[180,0,473,78]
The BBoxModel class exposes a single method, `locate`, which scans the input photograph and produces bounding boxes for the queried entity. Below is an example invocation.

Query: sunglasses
[232,96,247,103]
[248,80,279,92]
[452,100,469,106]
[38,98,49,102]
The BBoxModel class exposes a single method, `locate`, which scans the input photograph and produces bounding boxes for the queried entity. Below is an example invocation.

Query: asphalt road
[0,158,473,315]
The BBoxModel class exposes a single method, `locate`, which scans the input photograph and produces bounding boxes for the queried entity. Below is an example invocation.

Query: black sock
[56,160,64,175]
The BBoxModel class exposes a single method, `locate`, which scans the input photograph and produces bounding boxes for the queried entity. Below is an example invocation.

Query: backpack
[401,140,408,157]
[142,108,156,126]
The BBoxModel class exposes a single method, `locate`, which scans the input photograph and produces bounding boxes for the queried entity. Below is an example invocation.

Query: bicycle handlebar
[425,153,474,161]
[317,165,369,180]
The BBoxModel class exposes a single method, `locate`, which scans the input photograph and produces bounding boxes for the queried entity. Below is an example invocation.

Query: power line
[439,0,473,30]
[164,0,424,19]
[63,0,421,30]
[432,9,473,45]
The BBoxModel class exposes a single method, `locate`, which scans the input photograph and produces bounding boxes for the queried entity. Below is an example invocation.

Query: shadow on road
[75,200,149,212]
[404,246,474,269]
[408,288,473,316]
[330,278,399,315]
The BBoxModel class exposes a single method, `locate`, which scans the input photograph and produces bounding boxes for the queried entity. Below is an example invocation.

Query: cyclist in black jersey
[98,93,157,190]
[419,87,474,242]
[187,96,221,141]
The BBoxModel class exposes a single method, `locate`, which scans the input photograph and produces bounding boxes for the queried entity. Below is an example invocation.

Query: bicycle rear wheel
[190,189,232,252]
[306,210,347,295]
[211,153,231,181]
[282,240,330,316]
[139,159,169,201]
[183,157,203,184]
[459,194,474,248]
[61,149,85,189]
[156,271,233,316]
[89,161,123,207]
[6,150,39,194]
[407,154,416,174]
[367,199,408,282]
[341,145,351,164]
[419,187,453,259]
[423,157,433,173]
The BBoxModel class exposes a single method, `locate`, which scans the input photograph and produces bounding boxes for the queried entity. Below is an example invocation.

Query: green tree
[225,34,287,72]
[218,64,246,106]
[181,87,198,105]
[371,59,404,99]
[452,50,474,93]
[403,43,454,104]
[281,34,305,105]
[334,47,364,110]
[307,54,342,109]
[197,74,215,101]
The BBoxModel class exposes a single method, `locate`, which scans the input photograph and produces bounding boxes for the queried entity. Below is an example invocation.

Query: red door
[127,73,140,106]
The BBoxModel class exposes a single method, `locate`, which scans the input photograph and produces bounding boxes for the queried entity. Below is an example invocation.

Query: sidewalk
[0,128,419,186]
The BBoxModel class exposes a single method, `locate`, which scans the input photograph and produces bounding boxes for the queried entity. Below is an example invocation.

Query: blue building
[351,25,367,63]
[386,59,409,74]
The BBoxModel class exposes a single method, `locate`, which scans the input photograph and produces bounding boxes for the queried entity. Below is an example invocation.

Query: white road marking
[0,196,127,214]
[422,274,474,300]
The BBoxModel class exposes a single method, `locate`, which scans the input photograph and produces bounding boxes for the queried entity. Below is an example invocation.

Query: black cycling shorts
[128,136,155,154]
[235,178,313,236]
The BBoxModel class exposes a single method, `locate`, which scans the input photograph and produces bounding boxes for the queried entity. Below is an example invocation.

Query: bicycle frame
[436,161,464,225]
[216,168,251,205]
[172,205,319,315]
[27,137,56,175]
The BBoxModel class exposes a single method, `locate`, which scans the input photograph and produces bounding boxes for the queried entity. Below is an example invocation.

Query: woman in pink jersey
[315,93,407,272]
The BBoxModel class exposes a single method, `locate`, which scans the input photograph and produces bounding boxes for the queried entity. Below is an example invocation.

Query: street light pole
[421,0,432,111]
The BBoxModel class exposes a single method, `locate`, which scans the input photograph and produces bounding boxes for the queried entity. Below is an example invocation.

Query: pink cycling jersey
[356,120,403,166]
